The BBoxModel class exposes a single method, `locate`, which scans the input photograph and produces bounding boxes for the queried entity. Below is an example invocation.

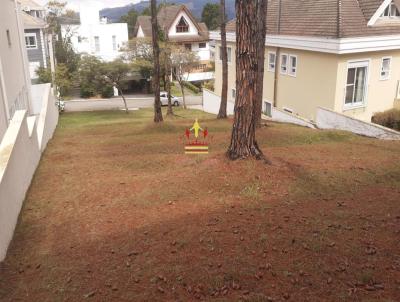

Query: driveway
[64,95,203,112]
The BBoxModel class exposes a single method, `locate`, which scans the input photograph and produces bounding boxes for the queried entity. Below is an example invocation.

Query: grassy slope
[1,109,400,302]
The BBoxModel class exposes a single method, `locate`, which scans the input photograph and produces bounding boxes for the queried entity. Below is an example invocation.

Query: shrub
[203,80,214,91]
[55,64,72,97]
[372,108,400,131]
[101,85,114,98]
[183,81,200,94]
[36,67,52,83]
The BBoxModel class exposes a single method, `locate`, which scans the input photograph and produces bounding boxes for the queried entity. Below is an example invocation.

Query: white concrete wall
[0,110,41,261]
[191,42,210,61]
[316,107,400,140]
[269,107,317,129]
[203,88,234,115]
[36,84,58,151]
[0,84,59,261]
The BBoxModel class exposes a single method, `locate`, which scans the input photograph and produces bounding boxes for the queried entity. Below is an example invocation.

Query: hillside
[100,0,235,22]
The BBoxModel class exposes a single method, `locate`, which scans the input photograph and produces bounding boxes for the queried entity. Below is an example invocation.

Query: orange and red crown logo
[184,119,209,154]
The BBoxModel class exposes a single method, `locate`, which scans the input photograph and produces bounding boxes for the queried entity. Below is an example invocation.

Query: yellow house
[211,0,400,122]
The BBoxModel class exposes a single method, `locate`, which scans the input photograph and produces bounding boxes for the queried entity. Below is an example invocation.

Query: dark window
[176,17,189,33]
[199,42,206,48]
[184,43,192,51]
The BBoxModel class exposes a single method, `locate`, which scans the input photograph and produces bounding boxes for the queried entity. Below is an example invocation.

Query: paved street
[64,95,203,112]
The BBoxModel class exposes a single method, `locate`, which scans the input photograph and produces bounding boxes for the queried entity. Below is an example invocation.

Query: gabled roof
[22,11,47,29]
[133,5,209,42]
[225,0,400,38]
[18,0,45,11]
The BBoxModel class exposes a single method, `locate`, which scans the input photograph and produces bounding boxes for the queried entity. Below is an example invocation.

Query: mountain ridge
[100,0,235,23]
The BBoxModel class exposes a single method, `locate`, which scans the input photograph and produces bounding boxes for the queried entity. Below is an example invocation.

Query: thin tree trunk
[165,47,173,116]
[227,0,266,161]
[119,87,129,113]
[151,0,163,123]
[255,0,268,127]
[180,81,187,109]
[217,0,228,119]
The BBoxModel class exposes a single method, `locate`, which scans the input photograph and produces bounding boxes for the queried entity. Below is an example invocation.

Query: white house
[60,5,128,62]
[133,5,213,82]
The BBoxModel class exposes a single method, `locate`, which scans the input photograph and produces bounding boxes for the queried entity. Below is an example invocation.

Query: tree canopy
[201,3,221,30]
[119,8,139,39]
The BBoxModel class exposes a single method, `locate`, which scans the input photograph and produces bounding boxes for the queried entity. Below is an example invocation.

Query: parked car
[160,92,180,106]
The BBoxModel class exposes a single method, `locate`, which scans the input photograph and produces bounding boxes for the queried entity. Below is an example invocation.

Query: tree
[78,55,103,98]
[201,3,221,30]
[171,47,199,110]
[55,64,72,97]
[100,59,132,113]
[217,0,228,119]
[226,0,267,161]
[151,0,163,122]
[254,0,268,127]
[119,8,139,39]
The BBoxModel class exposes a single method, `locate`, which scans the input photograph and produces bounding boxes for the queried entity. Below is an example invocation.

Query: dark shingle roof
[133,5,209,42]
[225,0,400,38]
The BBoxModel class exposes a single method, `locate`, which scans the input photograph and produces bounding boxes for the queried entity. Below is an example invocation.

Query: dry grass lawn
[0,108,399,302]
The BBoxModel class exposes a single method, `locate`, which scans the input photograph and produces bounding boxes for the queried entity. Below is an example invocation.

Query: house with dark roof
[133,5,213,81]
[211,0,400,122]
[19,0,52,81]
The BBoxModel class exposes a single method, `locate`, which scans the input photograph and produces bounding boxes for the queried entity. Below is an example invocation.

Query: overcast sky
[36,0,141,11]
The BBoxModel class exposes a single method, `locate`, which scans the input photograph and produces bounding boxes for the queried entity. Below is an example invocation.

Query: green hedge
[372,108,400,131]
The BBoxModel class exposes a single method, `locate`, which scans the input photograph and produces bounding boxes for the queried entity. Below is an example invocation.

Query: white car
[160,92,180,106]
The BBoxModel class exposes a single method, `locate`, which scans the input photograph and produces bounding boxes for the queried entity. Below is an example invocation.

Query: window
[25,33,37,49]
[268,52,276,72]
[219,46,232,63]
[381,1,400,17]
[176,17,189,33]
[232,88,236,99]
[345,61,369,108]
[94,36,100,52]
[112,35,117,51]
[184,43,192,51]
[199,42,206,48]
[380,57,391,80]
[288,55,297,76]
[280,54,288,74]
[264,101,272,117]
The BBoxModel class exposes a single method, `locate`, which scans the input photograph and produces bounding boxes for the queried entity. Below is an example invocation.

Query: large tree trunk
[254,0,268,127]
[217,0,228,119]
[151,0,163,123]
[227,0,266,161]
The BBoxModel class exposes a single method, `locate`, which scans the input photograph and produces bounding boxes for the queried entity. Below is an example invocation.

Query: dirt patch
[0,109,399,301]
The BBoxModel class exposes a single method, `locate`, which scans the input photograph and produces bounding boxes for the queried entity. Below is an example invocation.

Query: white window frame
[268,51,276,72]
[343,59,370,110]
[263,100,273,117]
[219,46,232,63]
[381,1,400,18]
[25,33,37,49]
[280,53,288,75]
[380,56,391,80]
[288,55,298,77]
